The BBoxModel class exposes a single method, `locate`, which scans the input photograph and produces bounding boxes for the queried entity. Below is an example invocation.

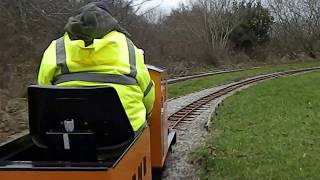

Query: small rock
[5,98,27,113]
[0,123,5,129]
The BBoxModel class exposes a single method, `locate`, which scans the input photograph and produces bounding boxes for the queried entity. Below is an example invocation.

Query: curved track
[168,67,320,129]
[167,67,260,84]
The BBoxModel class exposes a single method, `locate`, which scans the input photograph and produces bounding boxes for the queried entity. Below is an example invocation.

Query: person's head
[65,1,128,45]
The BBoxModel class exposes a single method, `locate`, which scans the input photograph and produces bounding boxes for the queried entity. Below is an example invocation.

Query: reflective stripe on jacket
[37,31,155,131]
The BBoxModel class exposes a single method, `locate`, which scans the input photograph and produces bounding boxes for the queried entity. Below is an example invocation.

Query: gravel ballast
[162,80,263,180]
[163,85,228,180]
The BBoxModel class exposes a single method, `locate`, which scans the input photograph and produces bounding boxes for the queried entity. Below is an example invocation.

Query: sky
[138,0,188,14]
[138,0,269,13]
[155,0,186,9]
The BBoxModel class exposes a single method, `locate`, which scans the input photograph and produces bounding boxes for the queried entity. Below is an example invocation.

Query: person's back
[37,1,155,132]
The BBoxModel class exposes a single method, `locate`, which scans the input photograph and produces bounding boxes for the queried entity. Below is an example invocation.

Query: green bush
[229,1,274,50]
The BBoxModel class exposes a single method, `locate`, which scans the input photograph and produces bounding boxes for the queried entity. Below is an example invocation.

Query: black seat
[28,85,135,161]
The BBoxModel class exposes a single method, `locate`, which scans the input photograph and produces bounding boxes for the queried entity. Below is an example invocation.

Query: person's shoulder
[103,31,126,39]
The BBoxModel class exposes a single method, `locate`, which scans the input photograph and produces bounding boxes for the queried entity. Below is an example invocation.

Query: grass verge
[168,61,320,98]
[193,71,320,179]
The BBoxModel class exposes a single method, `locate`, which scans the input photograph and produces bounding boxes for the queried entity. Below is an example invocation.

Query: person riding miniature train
[37,1,155,132]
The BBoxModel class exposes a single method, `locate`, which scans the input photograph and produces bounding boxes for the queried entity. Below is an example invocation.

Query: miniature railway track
[168,67,320,129]
[167,67,260,84]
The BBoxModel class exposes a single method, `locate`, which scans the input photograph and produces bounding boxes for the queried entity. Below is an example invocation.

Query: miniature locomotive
[0,65,176,180]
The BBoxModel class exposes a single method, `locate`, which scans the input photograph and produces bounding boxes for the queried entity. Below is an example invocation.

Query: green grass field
[168,61,320,98]
[193,71,320,179]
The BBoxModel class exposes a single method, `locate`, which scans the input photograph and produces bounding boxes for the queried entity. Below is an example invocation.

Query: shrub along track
[163,67,320,179]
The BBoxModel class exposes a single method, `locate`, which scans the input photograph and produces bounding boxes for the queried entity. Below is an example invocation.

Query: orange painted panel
[149,69,163,168]
[148,67,169,169]
[0,128,152,180]
[161,73,169,165]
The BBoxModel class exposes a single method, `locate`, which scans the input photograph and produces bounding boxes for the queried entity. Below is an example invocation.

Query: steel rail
[167,67,261,84]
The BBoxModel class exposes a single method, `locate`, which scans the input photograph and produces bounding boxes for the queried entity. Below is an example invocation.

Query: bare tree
[192,0,245,63]
[268,0,320,57]
[108,0,159,26]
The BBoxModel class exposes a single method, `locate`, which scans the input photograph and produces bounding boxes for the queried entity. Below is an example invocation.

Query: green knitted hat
[65,1,127,45]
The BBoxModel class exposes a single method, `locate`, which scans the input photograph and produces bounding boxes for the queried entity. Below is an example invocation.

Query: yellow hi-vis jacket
[37,31,155,131]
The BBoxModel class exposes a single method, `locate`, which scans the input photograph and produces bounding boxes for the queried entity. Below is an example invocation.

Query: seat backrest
[28,85,135,152]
